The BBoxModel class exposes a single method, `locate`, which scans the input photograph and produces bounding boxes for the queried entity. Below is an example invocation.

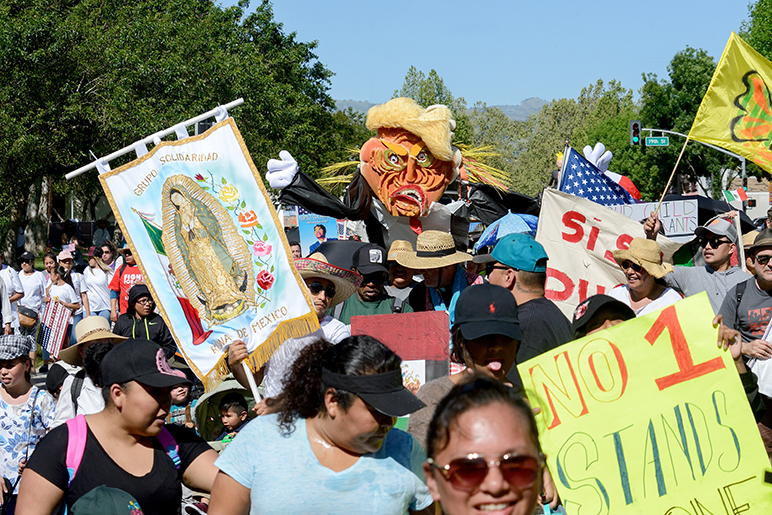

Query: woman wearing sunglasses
[424,377,543,515]
[608,238,682,317]
[209,335,435,515]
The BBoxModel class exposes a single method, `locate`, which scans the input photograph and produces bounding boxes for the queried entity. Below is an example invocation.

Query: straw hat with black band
[294,253,362,307]
[748,228,772,254]
[60,316,127,366]
[612,238,673,279]
[395,230,471,269]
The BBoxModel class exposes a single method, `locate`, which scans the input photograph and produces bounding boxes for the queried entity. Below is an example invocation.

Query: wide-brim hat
[295,253,362,307]
[387,240,413,262]
[749,228,772,254]
[743,230,760,250]
[395,230,471,269]
[60,316,127,366]
[612,238,673,279]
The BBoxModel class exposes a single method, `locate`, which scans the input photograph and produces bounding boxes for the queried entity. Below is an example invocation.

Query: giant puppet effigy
[266,97,538,249]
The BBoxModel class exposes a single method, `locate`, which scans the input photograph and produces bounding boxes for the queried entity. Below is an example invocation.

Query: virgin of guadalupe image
[161,174,256,326]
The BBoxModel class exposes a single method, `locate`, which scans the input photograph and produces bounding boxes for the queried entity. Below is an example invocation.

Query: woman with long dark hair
[208,335,434,515]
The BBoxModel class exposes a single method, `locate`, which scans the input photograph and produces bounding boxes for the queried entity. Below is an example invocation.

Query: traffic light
[629,120,641,145]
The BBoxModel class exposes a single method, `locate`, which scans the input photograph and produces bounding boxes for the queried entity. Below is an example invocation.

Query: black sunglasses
[308,282,336,298]
[697,237,731,249]
[755,254,772,266]
[619,260,642,273]
[361,273,387,285]
[485,263,511,275]
[122,250,132,256]
[427,452,543,493]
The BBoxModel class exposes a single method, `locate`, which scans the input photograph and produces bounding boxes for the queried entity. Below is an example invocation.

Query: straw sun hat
[612,238,673,279]
[295,253,362,307]
[396,230,471,269]
[59,316,127,366]
[387,240,413,262]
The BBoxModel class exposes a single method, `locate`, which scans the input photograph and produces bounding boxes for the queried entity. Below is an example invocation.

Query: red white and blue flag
[558,146,635,206]
[38,301,70,359]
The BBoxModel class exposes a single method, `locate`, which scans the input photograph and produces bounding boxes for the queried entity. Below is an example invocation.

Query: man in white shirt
[228,252,363,401]
[0,253,23,332]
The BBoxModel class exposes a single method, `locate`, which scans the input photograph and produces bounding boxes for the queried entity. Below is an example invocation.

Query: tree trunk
[23,176,50,255]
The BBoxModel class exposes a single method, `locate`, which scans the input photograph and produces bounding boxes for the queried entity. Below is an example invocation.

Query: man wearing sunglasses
[337,243,413,325]
[472,234,572,388]
[645,213,750,314]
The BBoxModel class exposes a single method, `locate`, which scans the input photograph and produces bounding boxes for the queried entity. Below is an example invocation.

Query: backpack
[70,370,86,416]
[64,415,180,490]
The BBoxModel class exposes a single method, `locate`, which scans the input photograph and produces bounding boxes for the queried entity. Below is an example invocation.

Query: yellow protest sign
[518,293,772,514]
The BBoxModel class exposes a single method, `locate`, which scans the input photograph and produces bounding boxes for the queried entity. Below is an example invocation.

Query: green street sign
[646,136,669,146]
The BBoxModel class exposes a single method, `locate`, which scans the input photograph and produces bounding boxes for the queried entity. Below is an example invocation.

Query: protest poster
[610,199,699,243]
[518,294,772,514]
[297,207,343,256]
[99,118,319,389]
[38,301,70,359]
[538,188,681,318]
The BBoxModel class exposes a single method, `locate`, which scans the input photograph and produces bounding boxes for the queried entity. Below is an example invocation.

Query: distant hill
[334,97,547,121]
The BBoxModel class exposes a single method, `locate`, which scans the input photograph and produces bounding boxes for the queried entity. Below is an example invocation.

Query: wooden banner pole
[654,137,690,216]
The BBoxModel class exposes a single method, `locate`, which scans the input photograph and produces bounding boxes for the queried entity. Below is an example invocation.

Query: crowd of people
[0,201,769,514]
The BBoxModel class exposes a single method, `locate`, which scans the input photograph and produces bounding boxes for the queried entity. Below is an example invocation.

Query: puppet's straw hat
[396,231,471,270]
[295,253,362,307]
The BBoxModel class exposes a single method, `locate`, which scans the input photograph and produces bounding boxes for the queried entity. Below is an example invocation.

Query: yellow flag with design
[689,32,772,172]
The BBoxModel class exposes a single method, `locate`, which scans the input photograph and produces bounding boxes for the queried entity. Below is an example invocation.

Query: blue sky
[221,0,751,106]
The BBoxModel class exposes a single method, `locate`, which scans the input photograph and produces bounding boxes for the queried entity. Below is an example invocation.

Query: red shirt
[108,264,143,314]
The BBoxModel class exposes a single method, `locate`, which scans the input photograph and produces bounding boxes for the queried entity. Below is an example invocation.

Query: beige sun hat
[612,238,673,279]
[387,240,413,262]
[295,253,362,307]
[59,316,127,366]
[396,230,472,270]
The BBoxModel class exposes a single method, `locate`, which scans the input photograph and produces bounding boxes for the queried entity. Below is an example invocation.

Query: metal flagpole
[65,98,244,180]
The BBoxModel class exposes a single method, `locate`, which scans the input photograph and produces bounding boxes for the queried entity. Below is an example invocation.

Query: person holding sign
[423,377,544,515]
[209,335,434,515]
[645,213,750,313]
[608,238,683,317]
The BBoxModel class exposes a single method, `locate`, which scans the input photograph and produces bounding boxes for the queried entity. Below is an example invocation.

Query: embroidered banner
[99,119,319,389]
[518,294,772,514]
[538,188,681,318]
[38,301,70,359]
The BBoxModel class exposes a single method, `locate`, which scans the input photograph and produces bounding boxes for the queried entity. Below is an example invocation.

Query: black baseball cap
[453,284,522,341]
[322,368,426,417]
[352,243,388,275]
[572,294,635,338]
[101,339,191,388]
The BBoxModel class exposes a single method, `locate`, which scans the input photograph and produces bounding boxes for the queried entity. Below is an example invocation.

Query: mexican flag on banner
[723,188,748,202]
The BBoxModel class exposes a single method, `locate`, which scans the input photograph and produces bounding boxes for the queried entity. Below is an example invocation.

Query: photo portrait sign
[100,119,319,389]
[518,294,772,514]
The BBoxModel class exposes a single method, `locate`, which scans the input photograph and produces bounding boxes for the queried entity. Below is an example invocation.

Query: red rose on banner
[252,240,272,257]
[194,173,205,181]
[257,270,274,290]
[239,210,259,228]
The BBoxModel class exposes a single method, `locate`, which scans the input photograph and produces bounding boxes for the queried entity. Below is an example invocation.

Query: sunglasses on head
[427,452,543,493]
[697,237,731,249]
[619,260,642,273]
[755,254,772,266]
[308,282,336,298]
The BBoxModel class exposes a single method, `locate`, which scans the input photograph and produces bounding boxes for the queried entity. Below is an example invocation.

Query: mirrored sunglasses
[427,453,543,493]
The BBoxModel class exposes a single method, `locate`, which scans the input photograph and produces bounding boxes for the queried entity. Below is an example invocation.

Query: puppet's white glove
[583,142,613,172]
[266,150,298,190]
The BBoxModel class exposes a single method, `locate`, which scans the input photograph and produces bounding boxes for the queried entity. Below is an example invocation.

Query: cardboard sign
[538,189,681,318]
[610,199,699,243]
[518,294,772,514]
[351,311,450,388]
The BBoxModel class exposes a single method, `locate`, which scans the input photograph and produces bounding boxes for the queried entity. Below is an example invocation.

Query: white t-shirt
[0,267,22,327]
[608,284,683,317]
[82,267,112,312]
[70,272,86,316]
[51,372,105,428]
[19,270,47,314]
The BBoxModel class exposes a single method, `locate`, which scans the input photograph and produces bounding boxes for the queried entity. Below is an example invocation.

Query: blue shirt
[215,414,432,514]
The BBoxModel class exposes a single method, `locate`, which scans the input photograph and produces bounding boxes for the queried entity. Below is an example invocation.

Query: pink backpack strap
[157,426,180,470]
[65,415,88,486]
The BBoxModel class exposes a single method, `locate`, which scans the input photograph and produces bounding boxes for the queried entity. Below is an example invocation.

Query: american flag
[558,147,634,206]
[38,301,70,359]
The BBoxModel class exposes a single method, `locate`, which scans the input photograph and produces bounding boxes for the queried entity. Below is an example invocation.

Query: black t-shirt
[507,297,573,387]
[26,421,211,515]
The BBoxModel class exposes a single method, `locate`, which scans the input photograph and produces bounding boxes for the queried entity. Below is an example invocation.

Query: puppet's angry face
[360,128,454,217]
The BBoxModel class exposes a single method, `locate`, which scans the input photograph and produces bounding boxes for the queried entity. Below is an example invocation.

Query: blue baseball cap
[490,234,548,272]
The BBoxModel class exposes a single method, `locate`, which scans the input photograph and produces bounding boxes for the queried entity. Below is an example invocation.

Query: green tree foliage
[393,67,471,145]
[0,0,360,252]
[509,80,640,197]
[639,47,740,199]
[741,0,772,60]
